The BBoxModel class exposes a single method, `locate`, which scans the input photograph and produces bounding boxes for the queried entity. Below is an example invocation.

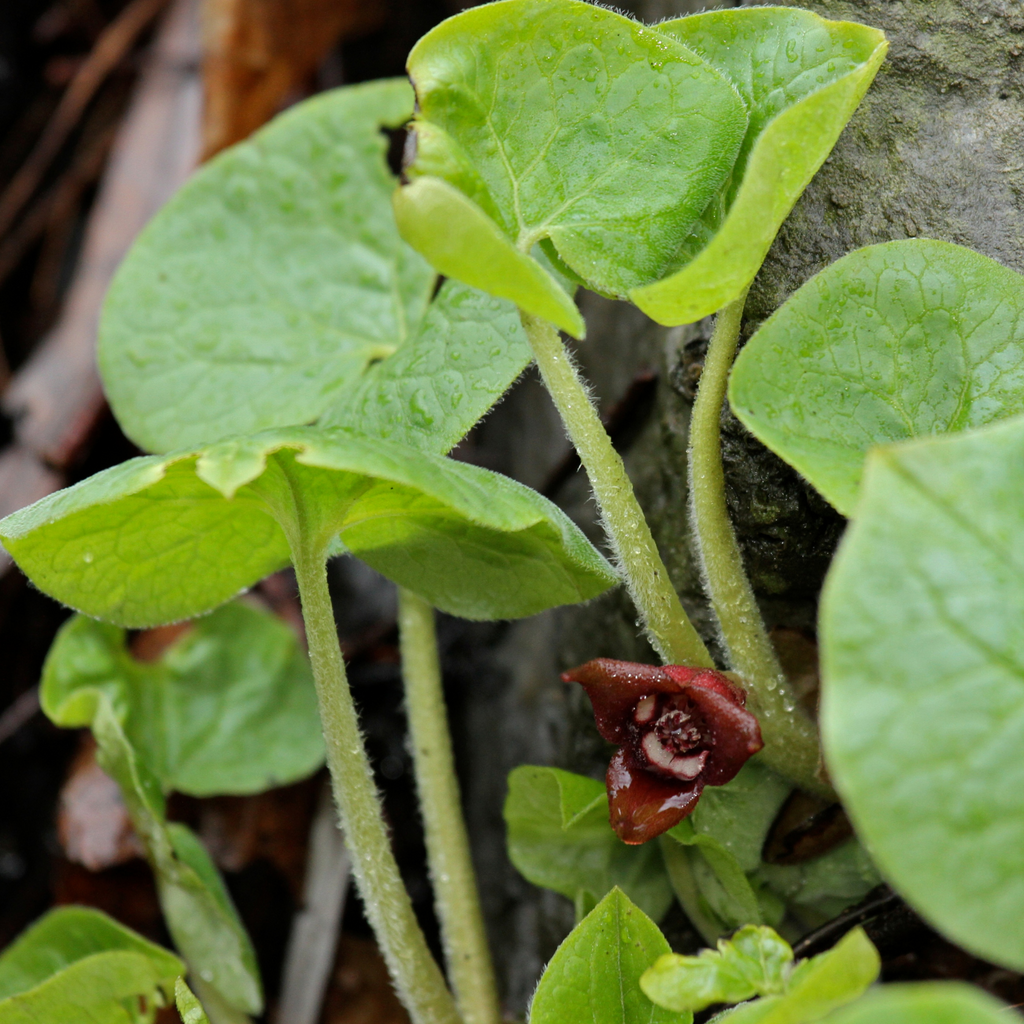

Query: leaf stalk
[520,310,714,670]
[398,589,502,1024]
[291,546,462,1024]
[687,292,828,796]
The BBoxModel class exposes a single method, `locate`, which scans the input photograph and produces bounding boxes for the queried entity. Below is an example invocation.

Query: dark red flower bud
[562,658,763,844]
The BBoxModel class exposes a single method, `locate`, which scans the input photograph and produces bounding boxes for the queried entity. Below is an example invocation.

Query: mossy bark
[451,0,1024,1011]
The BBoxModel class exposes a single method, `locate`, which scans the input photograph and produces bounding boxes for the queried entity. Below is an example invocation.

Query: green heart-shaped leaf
[530,888,691,1024]
[813,982,1010,1024]
[730,240,1024,516]
[42,604,323,797]
[820,417,1024,970]
[0,426,616,627]
[504,766,672,922]
[632,9,885,325]
[0,907,182,1024]
[98,79,531,456]
[395,0,749,334]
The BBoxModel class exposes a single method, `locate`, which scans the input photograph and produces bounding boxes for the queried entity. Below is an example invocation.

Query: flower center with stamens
[634,694,709,781]
[655,709,702,752]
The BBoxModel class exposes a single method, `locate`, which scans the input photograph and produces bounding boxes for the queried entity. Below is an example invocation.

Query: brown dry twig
[0,0,172,240]
[2,0,202,471]
[0,688,41,748]
[0,121,118,291]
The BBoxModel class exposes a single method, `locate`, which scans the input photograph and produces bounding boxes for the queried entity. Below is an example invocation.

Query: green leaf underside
[98,79,531,456]
[632,8,885,325]
[159,822,261,1015]
[175,979,211,1024]
[398,0,748,326]
[530,889,691,1024]
[820,416,1024,971]
[813,983,1011,1024]
[81,691,262,1015]
[504,766,672,922]
[649,765,789,943]
[690,763,791,875]
[730,240,1024,516]
[393,178,585,338]
[640,926,792,1012]
[665,819,764,938]
[754,841,880,927]
[644,927,878,1023]
[0,907,181,1024]
[42,604,323,797]
[0,426,616,627]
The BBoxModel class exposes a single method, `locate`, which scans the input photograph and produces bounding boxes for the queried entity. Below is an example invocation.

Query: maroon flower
[562,659,763,844]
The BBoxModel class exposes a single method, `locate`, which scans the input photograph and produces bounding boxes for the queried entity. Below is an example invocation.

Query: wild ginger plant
[4,3,1024,1024]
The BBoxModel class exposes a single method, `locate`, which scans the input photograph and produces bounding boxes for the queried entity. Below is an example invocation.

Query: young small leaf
[42,603,323,796]
[397,0,748,329]
[0,426,616,627]
[504,766,672,922]
[729,240,1024,515]
[640,925,793,1012]
[813,982,1011,1024]
[632,9,886,325]
[0,906,182,1024]
[99,80,531,456]
[644,927,878,1023]
[530,888,691,1024]
[756,927,878,1024]
[175,979,210,1024]
[820,416,1024,970]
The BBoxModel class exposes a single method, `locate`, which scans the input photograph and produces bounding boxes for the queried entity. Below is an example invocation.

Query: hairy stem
[521,310,713,669]
[687,292,827,796]
[398,590,501,1024]
[292,547,461,1024]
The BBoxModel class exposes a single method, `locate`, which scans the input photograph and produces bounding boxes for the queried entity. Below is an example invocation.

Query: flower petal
[664,665,747,706]
[607,746,703,844]
[562,658,698,743]
[682,685,763,785]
